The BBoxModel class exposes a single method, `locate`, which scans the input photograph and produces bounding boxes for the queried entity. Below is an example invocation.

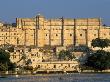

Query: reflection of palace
[0,14,109,48]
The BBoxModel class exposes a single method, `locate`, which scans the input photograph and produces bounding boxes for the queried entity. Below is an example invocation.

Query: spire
[36,13,44,18]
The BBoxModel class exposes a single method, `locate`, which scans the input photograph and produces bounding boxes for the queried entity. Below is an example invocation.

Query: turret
[35,14,45,29]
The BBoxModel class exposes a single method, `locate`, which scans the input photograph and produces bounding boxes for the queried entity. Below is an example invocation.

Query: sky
[0,0,110,25]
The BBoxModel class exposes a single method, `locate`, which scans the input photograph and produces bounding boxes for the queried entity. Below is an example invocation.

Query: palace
[1,14,110,73]
[0,14,110,48]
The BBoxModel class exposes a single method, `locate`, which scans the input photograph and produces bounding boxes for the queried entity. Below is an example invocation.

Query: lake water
[0,73,110,82]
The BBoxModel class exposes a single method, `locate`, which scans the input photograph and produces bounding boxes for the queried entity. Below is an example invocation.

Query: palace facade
[0,14,110,48]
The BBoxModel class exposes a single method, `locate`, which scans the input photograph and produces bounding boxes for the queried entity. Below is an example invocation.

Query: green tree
[83,38,110,71]
[26,59,32,66]
[1,44,14,52]
[24,66,33,72]
[7,46,14,52]
[58,50,75,60]
[74,45,92,52]
[91,38,110,49]
[0,49,15,71]
[85,50,110,71]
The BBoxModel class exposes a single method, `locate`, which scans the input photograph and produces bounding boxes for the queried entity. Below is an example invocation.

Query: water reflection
[0,73,110,82]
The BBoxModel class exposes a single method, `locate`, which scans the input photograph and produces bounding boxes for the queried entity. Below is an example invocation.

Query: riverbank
[1,69,110,76]
[81,69,110,73]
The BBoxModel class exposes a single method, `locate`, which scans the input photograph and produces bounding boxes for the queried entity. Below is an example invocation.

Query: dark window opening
[68,64,70,67]
[54,65,56,68]
[14,33,16,35]
[56,34,58,36]
[104,34,106,36]
[38,65,40,68]
[70,34,72,36]
[80,34,82,36]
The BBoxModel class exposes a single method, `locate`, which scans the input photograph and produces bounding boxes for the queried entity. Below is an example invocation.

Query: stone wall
[0,14,109,48]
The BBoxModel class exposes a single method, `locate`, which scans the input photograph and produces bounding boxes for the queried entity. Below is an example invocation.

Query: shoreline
[1,72,110,76]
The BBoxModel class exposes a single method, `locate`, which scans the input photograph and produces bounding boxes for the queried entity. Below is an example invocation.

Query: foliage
[84,38,110,71]
[24,66,33,71]
[91,38,110,49]
[7,46,14,52]
[0,49,16,71]
[85,50,110,71]
[1,44,14,52]
[58,50,75,60]
[26,59,32,66]
[74,45,91,52]
[8,63,17,71]
[0,49,10,63]
[20,53,27,66]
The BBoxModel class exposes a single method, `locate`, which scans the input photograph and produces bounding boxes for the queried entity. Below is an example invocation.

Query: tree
[91,38,110,49]
[1,44,14,52]
[0,49,15,71]
[85,50,110,71]
[7,46,14,52]
[74,45,91,52]
[83,38,110,71]
[58,50,75,60]
[24,66,33,72]
[24,59,33,73]
[26,59,32,66]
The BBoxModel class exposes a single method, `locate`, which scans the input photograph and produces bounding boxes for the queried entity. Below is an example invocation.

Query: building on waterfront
[9,47,79,72]
[10,48,43,66]
[1,14,110,72]
[0,14,110,48]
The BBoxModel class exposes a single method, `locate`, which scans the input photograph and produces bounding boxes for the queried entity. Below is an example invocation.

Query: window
[94,34,96,36]
[70,34,72,36]
[46,34,47,36]
[31,54,34,56]
[38,65,40,68]
[18,50,20,52]
[56,34,58,36]
[54,65,56,68]
[80,34,82,36]
[14,56,16,58]
[6,37,7,39]
[104,34,106,36]
[68,64,70,67]
[14,33,16,35]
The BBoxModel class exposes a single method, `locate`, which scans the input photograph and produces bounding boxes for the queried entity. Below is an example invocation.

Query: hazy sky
[0,0,110,25]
